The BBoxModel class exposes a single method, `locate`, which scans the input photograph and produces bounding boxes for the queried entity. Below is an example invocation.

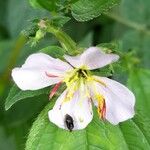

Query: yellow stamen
[62,66,106,115]
[96,94,105,117]
[92,81,106,119]
[81,70,88,78]
[93,78,107,87]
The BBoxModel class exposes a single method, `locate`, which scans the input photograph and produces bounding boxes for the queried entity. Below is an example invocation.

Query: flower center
[77,69,88,78]
[62,67,90,101]
[63,67,106,119]
[63,67,90,87]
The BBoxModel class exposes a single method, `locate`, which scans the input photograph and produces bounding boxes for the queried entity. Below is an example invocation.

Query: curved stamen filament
[45,71,58,78]
[94,78,106,87]
[92,81,106,119]
[59,67,107,120]
[97,95,106,119]
[81,70,88,78]
[49,81,62,99]
[101,100,106,120]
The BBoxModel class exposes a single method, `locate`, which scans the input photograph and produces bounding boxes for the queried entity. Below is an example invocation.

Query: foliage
[71,0,120,21]
[0,0,150,149]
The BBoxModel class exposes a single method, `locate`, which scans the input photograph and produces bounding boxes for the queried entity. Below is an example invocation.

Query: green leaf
[26,107,150,150]
[38,0,62,12]
[25,99,150,150]
[119,119,150,149]
[5,84,50,110]
[127,69,150,145]
[128,68,150,115]
[26,104,150,150]
[40,46,65,59]
[50,15,71,28]
[133,112,150,145]
[25,101,129,150]
[97,42,121,53]
[29,0,79,12]
[29,0,43,9]
[71,0,120,21]
[35,0,59,11]
[5,94,48,125]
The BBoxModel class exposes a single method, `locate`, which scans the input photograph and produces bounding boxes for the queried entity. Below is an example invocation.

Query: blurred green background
[0,0,150,149]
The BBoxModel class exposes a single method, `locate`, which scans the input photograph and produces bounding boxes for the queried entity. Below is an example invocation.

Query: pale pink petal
[89,76,135,125]
[48,85,93,130]
[12,68,62,90]
[12,53,72,90]
[64,55,82,68]
[22,53,72,72]
[48,90,68,129]
[64,47,119,70]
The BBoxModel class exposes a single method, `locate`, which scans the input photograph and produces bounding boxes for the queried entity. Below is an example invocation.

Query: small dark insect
[65,114,74,132]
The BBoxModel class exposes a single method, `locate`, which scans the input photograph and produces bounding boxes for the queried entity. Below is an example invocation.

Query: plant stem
[0,35,27,90]
[105,13,150,35]
[47,25,78,55]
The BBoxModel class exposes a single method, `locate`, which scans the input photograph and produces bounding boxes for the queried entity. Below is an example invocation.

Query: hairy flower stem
[47,25,78,55]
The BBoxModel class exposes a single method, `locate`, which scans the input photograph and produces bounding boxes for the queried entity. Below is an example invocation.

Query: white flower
[12,47,135,131]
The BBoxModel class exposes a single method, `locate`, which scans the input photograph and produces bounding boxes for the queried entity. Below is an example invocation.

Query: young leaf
[71,0,120,21]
